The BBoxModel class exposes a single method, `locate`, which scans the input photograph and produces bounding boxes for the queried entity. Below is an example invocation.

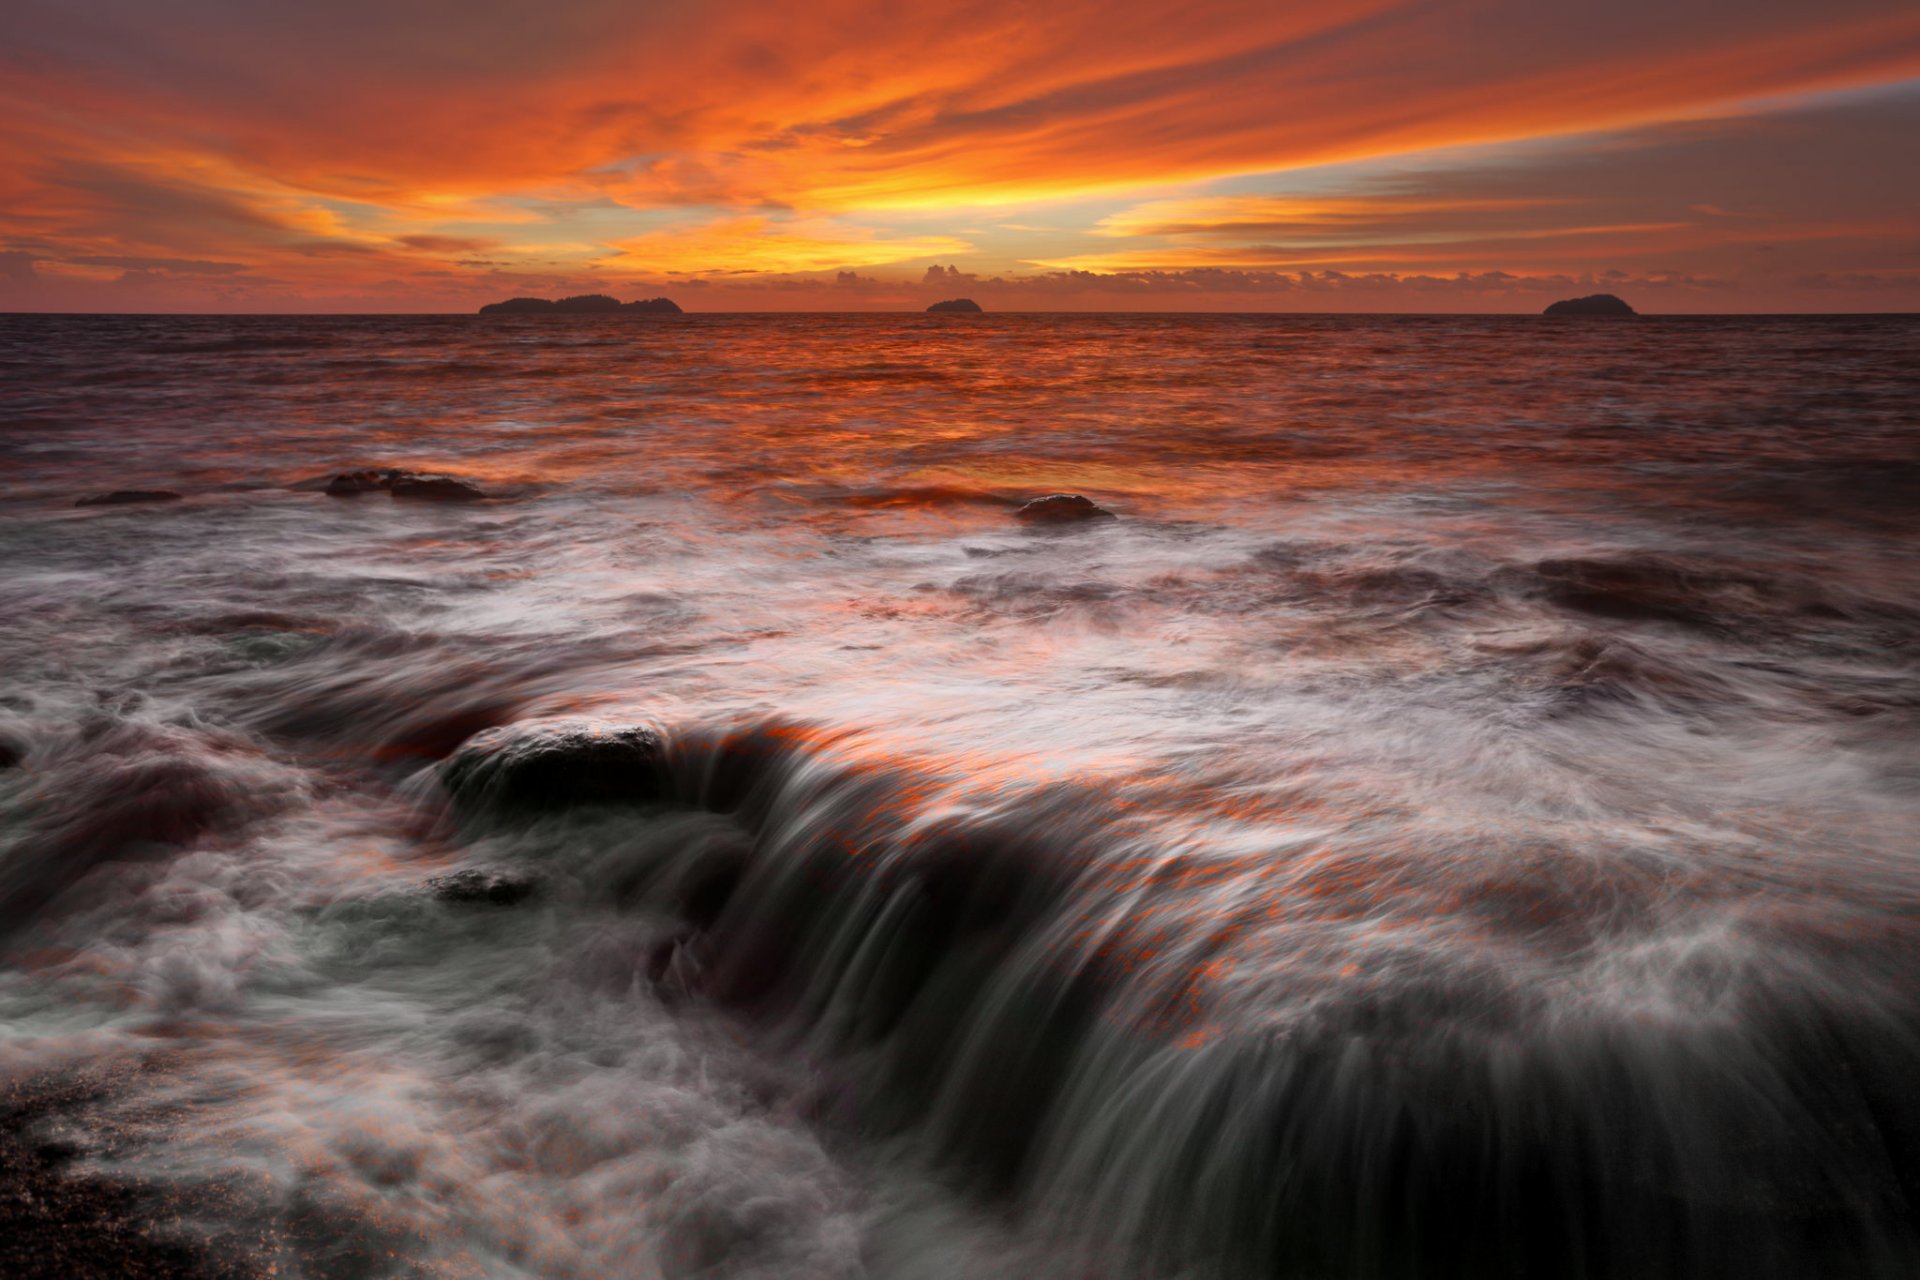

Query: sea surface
[0,312,1917,1278]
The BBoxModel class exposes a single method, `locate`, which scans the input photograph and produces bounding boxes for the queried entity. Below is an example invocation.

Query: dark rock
[322,469,406,496]
[624,297,683,314]
[441,719,669,813]
[1543,293,1636,317]
[322,469,485,500]
[390,475,485,502]
[0,729,24,769]
[74,490,183,507]
[427,867,539,906]
[1016,493,1115,524]
[927,298,983,313]
[1528,556,1720,628]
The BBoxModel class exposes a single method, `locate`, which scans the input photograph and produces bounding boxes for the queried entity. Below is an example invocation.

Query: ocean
[1,311,1917,1278]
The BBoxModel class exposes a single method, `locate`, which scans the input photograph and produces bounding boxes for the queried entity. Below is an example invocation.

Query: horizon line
[5,308,1920,319]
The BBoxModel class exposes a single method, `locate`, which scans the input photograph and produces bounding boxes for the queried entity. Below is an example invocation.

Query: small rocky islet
[1543,293,1637,316]
[478,294,682,315]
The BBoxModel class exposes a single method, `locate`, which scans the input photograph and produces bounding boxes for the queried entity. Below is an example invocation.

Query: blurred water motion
[0,312,1917,1277]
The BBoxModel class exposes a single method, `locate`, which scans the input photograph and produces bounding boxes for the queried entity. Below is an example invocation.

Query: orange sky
[3,0,1918,312]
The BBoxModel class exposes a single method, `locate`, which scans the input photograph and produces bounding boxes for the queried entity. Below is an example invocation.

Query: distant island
[479,294,683,315]
[926,298,983,313]
[1543,293,1636,317]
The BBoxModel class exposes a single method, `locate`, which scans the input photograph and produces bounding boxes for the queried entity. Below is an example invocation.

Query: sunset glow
[4,0,1919,310]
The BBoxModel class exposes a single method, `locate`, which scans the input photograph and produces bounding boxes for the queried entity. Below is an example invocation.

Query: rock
[441,719,669,813]
[0,731,24,769]
[927,298,983,313]
[322,469,485,500]
[1528,556,1720,629]
[1016,493,1115,523]
[323,468,407,496]
[428,867,539,906]
[390,475,485,502]
[74,490,182,507]
[1543,293,1636,317]
[624,297,683,313]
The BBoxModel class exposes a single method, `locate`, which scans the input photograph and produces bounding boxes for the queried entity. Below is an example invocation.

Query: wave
[836,484,1012,511]
[415,715,1920,1277]
[0,715,304,937]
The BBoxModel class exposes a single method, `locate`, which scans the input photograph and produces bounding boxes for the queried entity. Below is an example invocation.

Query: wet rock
[322,469,407,496]
[427,867,539,906]
[74,490,183,507]
[441,719,669,813]
[322,469,485,500]
[0,729,24,769]
[1016,493,1115,524]
[390,475,485,502]
[1529,556,1722,629]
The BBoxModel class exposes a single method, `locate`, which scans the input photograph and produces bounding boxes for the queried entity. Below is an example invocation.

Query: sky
[3,0,1918,313]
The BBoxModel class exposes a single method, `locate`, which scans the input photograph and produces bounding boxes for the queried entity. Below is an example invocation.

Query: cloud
[1,1,1917,310]
[0,250,39,283]
[67,254,249,274]
[1030,91,1920,292]
[395,233,502,254]
[9,2,1920,210]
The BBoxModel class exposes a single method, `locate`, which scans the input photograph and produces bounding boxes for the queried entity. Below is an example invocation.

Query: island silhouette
[1543,293,1636,316]
[926,298,983,313]
[479,294,682,315]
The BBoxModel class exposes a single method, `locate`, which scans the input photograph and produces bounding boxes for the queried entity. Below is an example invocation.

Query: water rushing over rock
[0,312,1917,1277]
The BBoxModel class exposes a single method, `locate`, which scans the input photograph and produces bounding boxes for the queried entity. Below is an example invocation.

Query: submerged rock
[1528,556,1722,629]
[1543,293,1636,317]
[390,475,485,502]
[0,730,24,769]
[1016,493,1115,523]
[441,719,669,813]
[427,867,539,905]
[0,719,303,933]
[74,490,183,507]
[323,469,486,500]
[927,298,983,313]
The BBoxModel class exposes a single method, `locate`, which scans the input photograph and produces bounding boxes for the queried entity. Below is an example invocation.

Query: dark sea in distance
[0,312,1917,1278]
